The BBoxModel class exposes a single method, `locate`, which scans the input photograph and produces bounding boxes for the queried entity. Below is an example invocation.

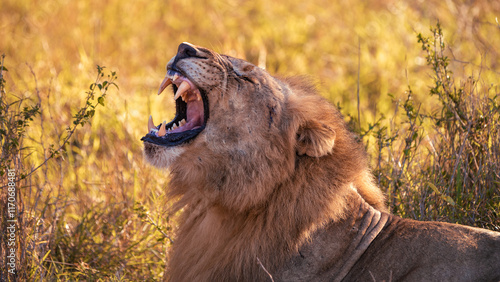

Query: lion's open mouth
[141,70,208,147]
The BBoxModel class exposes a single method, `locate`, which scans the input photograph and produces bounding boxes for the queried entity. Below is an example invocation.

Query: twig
[448,121,471,192]
[357,36,361,129]
[146,214,174,244]
[19,67,115,181]
[256,257,274,282]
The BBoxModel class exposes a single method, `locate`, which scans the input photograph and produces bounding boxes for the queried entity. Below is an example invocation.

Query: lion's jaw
[142,42,224,168]
[142,43,222,152]
[143,144,185,169]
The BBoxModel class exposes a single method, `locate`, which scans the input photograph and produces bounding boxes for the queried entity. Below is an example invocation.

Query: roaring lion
[142,43,500,281]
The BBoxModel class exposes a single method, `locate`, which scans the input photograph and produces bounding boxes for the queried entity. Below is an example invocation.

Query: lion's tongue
[186,99,204,129]
[171,99,204,133]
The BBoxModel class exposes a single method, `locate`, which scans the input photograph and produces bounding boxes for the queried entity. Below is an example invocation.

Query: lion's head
[142,42,355,213]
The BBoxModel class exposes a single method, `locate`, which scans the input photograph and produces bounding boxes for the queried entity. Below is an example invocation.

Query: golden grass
[1,0,499,280]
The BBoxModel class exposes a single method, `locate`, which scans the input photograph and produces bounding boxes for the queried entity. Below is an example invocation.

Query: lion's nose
[177,42,199,60]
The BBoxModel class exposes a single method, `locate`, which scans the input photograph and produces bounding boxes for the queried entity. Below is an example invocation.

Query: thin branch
[21,68,115,181]
[357,36,361,129]
[146,213,174,244]
[256,257,274,282]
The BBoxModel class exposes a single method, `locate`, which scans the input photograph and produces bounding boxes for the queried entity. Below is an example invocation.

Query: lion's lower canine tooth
[180,119,186,126]
[174,81,191,101]
[158,121,167,136]
[148,115,155,131]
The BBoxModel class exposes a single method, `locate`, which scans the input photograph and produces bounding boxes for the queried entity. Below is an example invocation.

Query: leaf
[428,182,440,194]
[443,196,456,206]
[97,96,105,106]
[428,182,455,206]
[41,249,52,263]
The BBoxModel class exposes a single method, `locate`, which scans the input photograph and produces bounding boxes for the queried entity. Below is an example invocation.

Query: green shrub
[0,61,118,281]
[367,23,499,230]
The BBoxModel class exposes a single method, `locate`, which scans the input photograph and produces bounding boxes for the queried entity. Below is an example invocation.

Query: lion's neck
[166,183,388,281]
[276,191,390,281]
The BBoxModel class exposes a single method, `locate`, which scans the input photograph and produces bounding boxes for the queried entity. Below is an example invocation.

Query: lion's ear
[288,91,337,158]
[296,118,336,157]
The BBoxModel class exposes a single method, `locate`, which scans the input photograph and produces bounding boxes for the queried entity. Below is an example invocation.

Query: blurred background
[1,0,499,280]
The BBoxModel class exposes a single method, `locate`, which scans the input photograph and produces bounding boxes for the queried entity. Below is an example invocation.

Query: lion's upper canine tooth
[158,77,172,95]
[158,121,167,137]
[148,115,155,132]
[174,81,191,101]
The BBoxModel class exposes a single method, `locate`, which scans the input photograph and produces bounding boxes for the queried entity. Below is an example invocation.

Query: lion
[142,43,500,281]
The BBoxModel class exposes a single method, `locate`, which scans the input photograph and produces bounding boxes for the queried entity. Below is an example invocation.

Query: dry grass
[364,23,500,229]
[0,0,499,280]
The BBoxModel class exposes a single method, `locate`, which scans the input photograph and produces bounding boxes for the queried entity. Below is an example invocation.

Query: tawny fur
[143,44,499,281]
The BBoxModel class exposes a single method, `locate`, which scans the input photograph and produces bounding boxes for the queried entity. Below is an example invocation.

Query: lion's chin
[143,143,185,169]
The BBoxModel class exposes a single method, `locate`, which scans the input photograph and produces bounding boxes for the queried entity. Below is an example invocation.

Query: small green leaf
[443,196,456,206]
[41,250,52,263]
[428,182,455,206]
[98,96,105,106]
[428,182,441,194]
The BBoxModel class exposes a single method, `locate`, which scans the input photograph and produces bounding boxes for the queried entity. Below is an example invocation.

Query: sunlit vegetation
[1,0,499,280]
